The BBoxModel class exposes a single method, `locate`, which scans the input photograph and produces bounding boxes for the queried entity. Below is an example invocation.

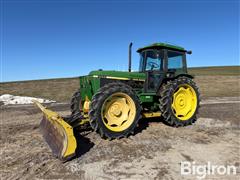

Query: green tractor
[34,42,200,160]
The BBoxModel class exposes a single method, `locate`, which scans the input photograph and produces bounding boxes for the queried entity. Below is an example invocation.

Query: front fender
[175,73,194,79]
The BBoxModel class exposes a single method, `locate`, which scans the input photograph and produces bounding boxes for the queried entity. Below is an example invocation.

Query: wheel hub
[176,94,186,108]
[101,93,136,132]
[172,85,197,121]
[110,104,122,116]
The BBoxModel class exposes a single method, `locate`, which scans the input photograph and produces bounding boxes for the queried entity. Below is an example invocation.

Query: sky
[1,0,239,82]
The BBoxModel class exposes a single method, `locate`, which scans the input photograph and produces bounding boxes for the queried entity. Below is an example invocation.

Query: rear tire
[89,82,142,139]
[159,76,200,127]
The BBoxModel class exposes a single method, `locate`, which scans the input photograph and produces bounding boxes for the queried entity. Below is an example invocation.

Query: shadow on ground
[69,116,169,161]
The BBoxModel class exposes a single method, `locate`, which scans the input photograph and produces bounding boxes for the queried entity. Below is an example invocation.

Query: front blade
[32,100,77,161]
[40,115,77,161]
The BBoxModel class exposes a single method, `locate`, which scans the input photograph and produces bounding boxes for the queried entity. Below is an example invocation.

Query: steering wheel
[147,62,159,70]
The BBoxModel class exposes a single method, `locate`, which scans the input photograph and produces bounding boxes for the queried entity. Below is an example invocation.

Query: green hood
[89,70,146,80]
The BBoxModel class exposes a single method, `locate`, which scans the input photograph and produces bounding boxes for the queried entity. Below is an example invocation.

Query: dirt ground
[0,97,240,180]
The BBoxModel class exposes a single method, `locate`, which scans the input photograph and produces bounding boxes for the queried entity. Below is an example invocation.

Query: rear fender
[157,74,194,95]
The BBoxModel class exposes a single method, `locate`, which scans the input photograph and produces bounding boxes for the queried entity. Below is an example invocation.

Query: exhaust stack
[128,42,133,72]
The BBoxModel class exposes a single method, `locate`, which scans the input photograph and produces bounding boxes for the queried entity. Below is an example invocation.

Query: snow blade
[32,100,77,161]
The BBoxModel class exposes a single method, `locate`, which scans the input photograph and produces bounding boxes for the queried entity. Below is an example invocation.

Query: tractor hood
[89,70,146,81]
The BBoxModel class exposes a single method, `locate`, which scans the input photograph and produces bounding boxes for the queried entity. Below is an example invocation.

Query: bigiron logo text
[181,161,237,179]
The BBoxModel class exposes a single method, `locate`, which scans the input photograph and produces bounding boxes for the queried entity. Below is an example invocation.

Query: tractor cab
[136,43,192,92]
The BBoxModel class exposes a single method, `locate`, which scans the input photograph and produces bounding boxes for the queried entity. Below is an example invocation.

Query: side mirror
[186,50,192,54]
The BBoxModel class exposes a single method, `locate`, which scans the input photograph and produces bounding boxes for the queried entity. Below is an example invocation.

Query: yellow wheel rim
[172,84,197,121]
[101,92,136,132]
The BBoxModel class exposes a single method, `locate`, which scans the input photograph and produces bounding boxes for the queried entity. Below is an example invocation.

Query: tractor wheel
[89,82,141,139]
[68,90,90,129]
[70,90,82,115]
[159,76,200,127]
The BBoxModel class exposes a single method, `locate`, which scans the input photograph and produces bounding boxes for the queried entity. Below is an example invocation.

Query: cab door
[141,50,166,92]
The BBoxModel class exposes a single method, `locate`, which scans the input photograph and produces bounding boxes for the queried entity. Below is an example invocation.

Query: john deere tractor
[33,42,200,160]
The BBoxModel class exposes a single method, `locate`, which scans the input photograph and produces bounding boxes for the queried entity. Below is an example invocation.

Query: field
[1,66,240,102]
[0,66,240,179]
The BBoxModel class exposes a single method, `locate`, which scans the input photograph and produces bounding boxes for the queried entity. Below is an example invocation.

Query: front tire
[89,82,141,139]
[159,77,200,127]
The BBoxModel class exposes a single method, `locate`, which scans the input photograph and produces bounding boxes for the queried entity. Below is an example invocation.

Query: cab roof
[137,42,186,53]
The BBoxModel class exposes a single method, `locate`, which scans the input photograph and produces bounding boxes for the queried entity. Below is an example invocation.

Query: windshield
[139,50,163,72]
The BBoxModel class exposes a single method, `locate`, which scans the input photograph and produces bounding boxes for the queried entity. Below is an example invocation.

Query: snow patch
[0,94,56,105]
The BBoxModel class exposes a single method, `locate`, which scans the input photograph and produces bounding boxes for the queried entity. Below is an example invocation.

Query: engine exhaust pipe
[128,42,133,72]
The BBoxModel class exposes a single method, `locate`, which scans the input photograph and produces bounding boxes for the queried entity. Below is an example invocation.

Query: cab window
[145,50,163,71]
[168,51,184,70]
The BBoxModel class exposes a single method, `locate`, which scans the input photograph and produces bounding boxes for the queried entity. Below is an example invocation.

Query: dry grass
[1,66,239,102]
[0,78,79,102]
[194,76,240,98]
[188,66,240,76]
